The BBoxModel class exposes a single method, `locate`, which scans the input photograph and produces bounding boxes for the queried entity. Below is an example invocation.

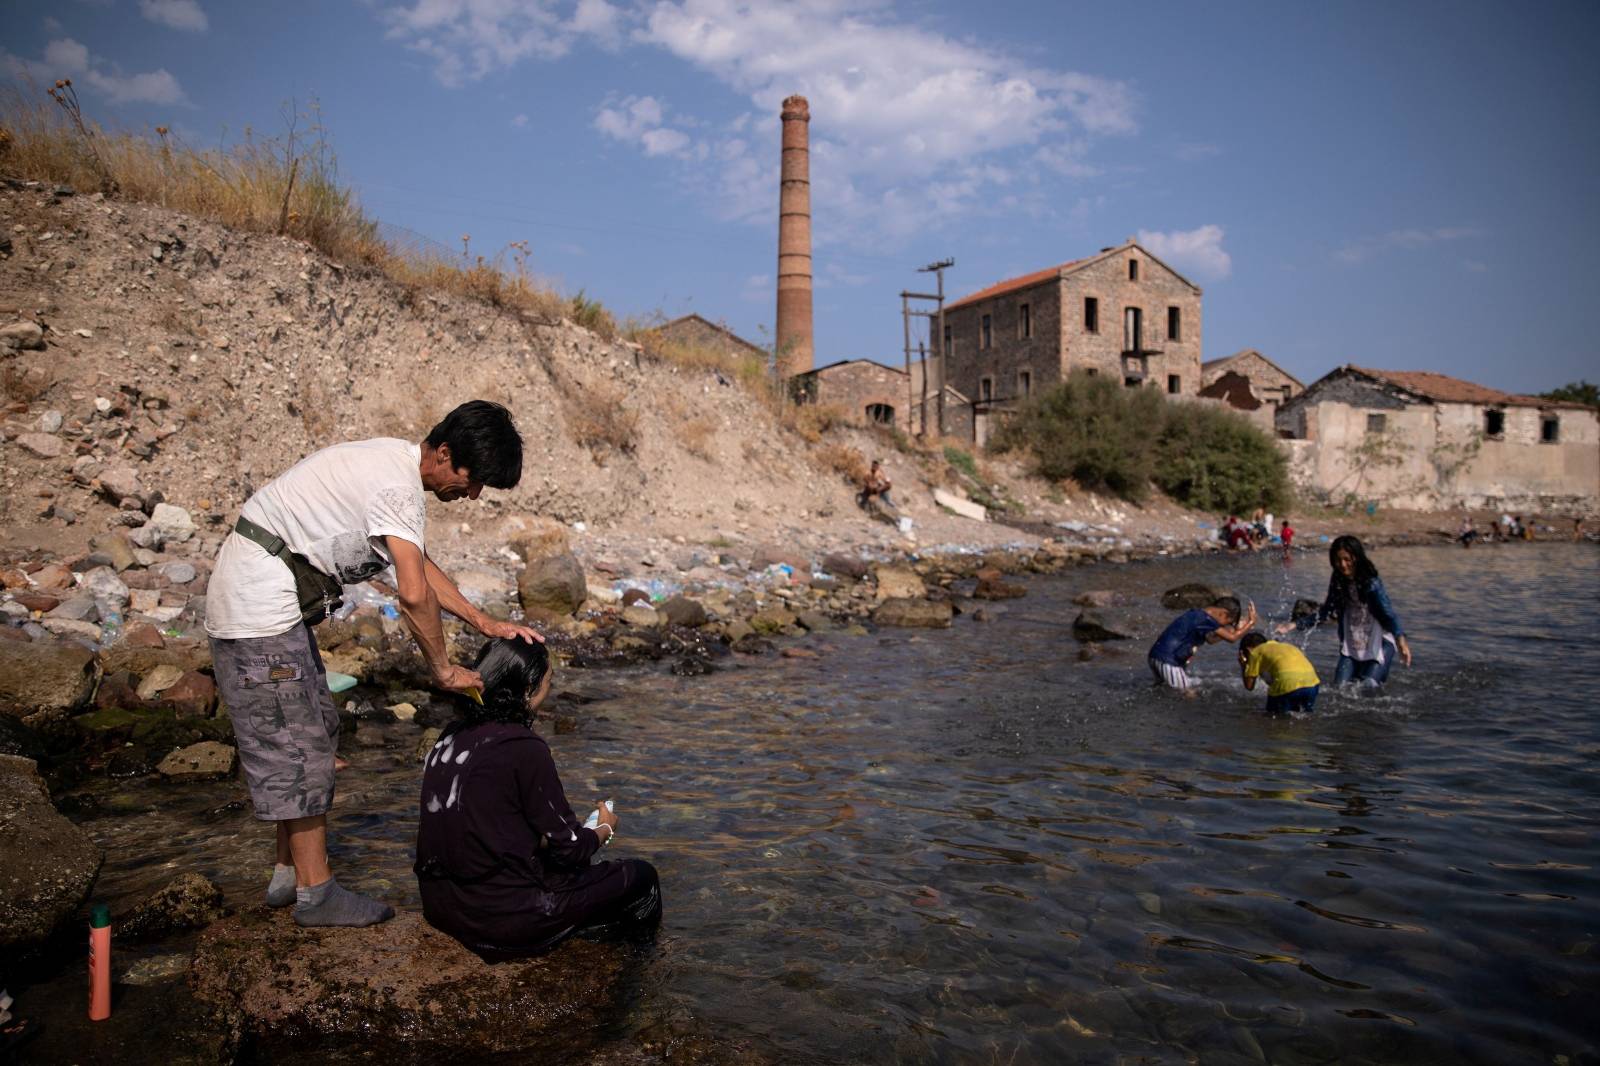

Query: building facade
[790,359,972,440]
[938,240,1204,443]
[647,314,767,363]
[1201,349,1303,415]
[1276,365,1598,512]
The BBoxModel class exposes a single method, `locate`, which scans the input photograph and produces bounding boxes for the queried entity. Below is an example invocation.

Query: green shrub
[993,371,1290,511]
[943,444,978,479]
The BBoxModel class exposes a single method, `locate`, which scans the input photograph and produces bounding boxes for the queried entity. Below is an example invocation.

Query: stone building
[647,314,766,363]
[1197,371,1275,431]
[939,239,1203,443]
[1201,349,1303,415]
[789,358,972,440]
[1277,365,1599,512]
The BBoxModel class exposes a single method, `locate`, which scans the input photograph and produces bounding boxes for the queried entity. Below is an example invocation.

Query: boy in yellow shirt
[1239,632,1321,713]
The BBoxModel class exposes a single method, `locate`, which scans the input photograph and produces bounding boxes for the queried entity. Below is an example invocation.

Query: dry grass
[633,329,771,394]
[815,441,868,484]
[679,416,718,460]
[782,402,851,444]
[565,381,639,461]
[0,85,614,334]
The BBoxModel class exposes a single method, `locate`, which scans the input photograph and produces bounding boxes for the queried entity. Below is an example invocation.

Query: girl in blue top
[1276,535,1412,687]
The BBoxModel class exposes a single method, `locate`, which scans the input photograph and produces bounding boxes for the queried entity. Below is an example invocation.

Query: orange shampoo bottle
[88,902,111,1021]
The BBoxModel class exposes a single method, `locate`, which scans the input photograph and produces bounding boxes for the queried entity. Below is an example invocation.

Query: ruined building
[1200,349,1303,414]
[1277,365,1598,512]
[939,240,1203,444]
[775,95,814,378]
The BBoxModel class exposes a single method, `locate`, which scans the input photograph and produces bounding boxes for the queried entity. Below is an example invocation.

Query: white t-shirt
[206,438,427,639]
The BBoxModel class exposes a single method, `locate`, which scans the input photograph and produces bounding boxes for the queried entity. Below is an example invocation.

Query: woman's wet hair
[457,638,551,725]
[1328,534,1379,598]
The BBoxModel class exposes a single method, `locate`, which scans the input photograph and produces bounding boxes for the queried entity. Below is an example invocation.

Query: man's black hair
[425,400,523,489]
[456,638,551,726]
[1240,632,1267,651]
[1211,596,1242,624]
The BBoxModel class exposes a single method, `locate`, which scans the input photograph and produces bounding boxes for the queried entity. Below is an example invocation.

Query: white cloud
[510,112,529,127]
[594,95,692,156]
[1335,226,1484,265]
[571,0,623,48]
[1137,224,1232,282]
[3,37,188,106]
[382,0,623,85]
[140,0,209,32]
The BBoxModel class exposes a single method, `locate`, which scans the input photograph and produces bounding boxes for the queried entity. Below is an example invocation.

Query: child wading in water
[1238,632,1321,713]
[1148,596,1257,693]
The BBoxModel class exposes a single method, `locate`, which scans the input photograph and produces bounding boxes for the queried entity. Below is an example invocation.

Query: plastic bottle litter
[583,798,615,830]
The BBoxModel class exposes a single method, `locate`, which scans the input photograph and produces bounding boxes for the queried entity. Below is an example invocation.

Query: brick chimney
[775,94,814,377]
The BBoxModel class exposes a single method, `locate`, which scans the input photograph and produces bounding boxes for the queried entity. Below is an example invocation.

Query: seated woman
[414,638,661,960]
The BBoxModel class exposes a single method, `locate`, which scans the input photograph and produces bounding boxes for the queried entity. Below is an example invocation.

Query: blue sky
[5,0,1598,392]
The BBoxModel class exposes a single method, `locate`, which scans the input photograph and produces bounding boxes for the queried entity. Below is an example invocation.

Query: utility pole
[918,259,954,437]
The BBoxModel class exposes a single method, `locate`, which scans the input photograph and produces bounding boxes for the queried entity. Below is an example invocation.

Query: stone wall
[651,316,763,362]
[1061,249,1203,396]
[1203,350,1302,411]
[943,277,1064,408]
[798,361,912,429]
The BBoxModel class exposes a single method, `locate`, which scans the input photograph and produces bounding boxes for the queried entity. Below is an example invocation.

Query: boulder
[749,544,809,573]
[156,740,237,780]
[46,595,99,622]
[117,872,228,942]
[1073,590,1119,608]
[972,569,1026,601]
[30,563,74,591]
[81,565,131,609]
[0,755,103,948]
[872,598,953,629]
[506,516,570,564]
[98,465,146,506]
[90,533,139,572]
[794,610,835,633]
[0,320,45,350]
[101,639,210,679]
[16,432,63,459]
[12,590,60,612]
[517,553,587,622]
[190,909,626,1056]
[820,554,869,581]
[41,617,102,642]
[721,619,754,643]
[872,565,926,602]
[1161,583,1226,611]
[153,670,217,718]
[157,561,198,585]
[131,503,197,550]
[136,663,186,700]
[620,588,652,607]
[657,595,708,628]
[0,639,99,724]
[1072,611,1136,643]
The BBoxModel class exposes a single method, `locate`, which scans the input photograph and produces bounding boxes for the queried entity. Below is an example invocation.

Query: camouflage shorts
[210,624,339,821]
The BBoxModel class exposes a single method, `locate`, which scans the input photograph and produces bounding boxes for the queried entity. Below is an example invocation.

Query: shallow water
[37,543,1600,1063]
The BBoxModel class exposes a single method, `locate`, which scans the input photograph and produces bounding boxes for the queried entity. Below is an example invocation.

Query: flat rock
[622,603,661,627]
[153,670,217,718]
[872,598,953,629]
[190,909,626,1056]
[973,576,1026,601]
[131,503,198,550]
[1072,610,1136,643]
[0,755,103,948]
[1161,583,1226,610]
[30,563,74,591]
[16,432,63,459]
[0,639,99,724]
[156,740,236,779]
[1073,589,1119,608]
[658,595,708,628]
[90,533,139,572]
[749,544,809,572]
[872,565,925,602]
[98,465,146,505]
[136,662,186,700]
[820,554,869,581]
[117,872,228,942]
[749,606,797,634]
[101,639,210,678]
[0,320,45,349]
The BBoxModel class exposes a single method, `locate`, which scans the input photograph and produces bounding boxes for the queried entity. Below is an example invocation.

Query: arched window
[866,403,895,425]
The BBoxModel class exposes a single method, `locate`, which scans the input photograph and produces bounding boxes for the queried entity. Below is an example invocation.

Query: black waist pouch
[234,516,345,625]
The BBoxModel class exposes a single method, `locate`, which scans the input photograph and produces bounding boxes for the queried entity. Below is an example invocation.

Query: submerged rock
[1072,611,1135,643]
[156,740,237,780]
[189,909,626,1056]
[873,598,953,629]
[119,872,228,942]
[0,754,103,948]
[1161,582,1226,610]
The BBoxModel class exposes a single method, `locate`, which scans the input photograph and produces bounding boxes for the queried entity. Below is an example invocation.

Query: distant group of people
[1221,509,1294,555]
[1459,513,1536,547]
[1148,534,1410,713]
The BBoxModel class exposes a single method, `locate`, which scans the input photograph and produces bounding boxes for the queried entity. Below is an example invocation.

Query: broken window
[1129,258,1139,281]
[1084,297,1099,333]
[1167,374,1181,394]
[1167,306,1181,341]
[1542,415,1560,443]
[980,376,994,402]
[866,403,895,425]
[1367,413,1387,434]
[1019,369,1032,396]
[1086,368,1098,377]
[1124,306,1143,353]
[981,314,992,350]
[1019,302,1032,339]
[1485,409,1505,437]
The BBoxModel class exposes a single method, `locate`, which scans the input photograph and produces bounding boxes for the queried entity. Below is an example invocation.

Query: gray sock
[292,876,394,928]
[265,863,297,908]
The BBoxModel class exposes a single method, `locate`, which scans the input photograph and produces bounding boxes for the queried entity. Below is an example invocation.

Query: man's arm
[387,536,480,693]
[421,555,542,644]
[1212,603,1258,643]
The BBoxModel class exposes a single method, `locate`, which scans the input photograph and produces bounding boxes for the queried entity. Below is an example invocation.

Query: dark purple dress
[414,720,659,959]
